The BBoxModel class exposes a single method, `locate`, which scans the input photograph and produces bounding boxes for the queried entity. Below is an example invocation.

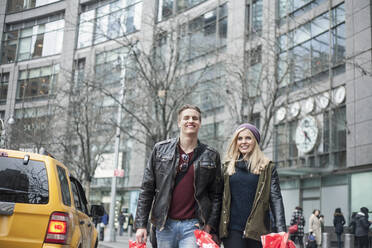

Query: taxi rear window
[0,157,49,204]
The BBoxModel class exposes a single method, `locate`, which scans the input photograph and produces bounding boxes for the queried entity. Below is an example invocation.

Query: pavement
[98,231,153,248]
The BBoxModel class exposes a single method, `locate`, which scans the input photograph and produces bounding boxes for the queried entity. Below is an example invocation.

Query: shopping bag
[288,224,298,234]
[261,232,296,248]
[194,229,219,248]
[129,240,146,248]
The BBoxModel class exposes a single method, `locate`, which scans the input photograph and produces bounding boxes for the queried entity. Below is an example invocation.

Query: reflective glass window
[0,73,9,102]
[311,31,329,75]
[332,23,345,65]
[312,12,329,37]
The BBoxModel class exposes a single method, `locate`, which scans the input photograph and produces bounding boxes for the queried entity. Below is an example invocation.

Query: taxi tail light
[44,212,69,244]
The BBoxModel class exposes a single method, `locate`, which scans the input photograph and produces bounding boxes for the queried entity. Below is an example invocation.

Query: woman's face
[314,210,320,216]
[237,129,256,155]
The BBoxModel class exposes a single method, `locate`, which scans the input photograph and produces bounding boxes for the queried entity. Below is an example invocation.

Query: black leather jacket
[135,138,223,231]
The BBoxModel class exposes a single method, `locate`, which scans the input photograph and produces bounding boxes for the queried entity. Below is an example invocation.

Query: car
[0,149,105,248]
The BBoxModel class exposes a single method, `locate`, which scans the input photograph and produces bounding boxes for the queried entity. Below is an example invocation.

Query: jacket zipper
[159,155,179,231]
[243,167,267,237]
[194,160,206,226]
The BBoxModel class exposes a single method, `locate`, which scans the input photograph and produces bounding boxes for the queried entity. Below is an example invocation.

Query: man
[354,207,372,248]
[135,104,223,247]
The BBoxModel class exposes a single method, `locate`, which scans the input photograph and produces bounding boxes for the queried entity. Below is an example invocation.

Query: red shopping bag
[261,232,296,248]
[194,229,219,248]
[129,240,146,248]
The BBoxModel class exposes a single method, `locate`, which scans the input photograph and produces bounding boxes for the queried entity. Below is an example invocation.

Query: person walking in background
[135,104,223,247]
[354,207,372,248]
[290,206,305,248]
[118,211,125,236]
[333,208,346,248]
[349,212,357,234]
[309,209,322,248]
[219,123,286,248]
[319,214,325,233]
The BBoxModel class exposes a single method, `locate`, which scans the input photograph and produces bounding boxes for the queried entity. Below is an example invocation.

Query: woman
[355,207,372,248]
[290,206,305,248]
[333,208,346,248]
[309,209,322,248]
[219,123,286,248]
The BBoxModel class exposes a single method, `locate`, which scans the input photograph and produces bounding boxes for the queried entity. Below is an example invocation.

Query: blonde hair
[224,127,270,175]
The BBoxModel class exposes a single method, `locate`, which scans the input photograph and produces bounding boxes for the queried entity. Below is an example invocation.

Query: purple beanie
[236,123,261,144]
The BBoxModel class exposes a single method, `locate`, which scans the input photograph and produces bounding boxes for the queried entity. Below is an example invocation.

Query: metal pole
[107,56,126,242]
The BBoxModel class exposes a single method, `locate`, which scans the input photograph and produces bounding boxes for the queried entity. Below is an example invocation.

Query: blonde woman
[219,123,286,248]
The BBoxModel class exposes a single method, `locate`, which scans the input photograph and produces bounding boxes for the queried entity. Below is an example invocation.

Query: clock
[276,107,286,123]
[303,98,314,114]
[317,92,330,110]
[295,116,319,154]
[288,102,300,119]
[333,86,346,105]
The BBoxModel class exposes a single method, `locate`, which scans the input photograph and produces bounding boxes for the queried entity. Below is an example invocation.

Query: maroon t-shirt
[168,147,196,220]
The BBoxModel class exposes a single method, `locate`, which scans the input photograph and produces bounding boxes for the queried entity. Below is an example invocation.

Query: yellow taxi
[0,149,104,248]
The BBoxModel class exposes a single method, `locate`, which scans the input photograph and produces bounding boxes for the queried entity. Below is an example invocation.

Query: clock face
[317,92,330,109]
[295,116,319,154]
[288,102,300,119]
[276,107,286,123]
[333,86,346,105]
[303,98,314,114]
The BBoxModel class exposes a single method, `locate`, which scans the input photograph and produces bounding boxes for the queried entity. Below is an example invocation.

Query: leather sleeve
[134,147,157,229]
[269,165,287,232]
[206,152,224,231]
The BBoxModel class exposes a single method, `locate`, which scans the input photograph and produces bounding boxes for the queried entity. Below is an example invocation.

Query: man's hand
[203,225,221,245]
[135,228,147,244]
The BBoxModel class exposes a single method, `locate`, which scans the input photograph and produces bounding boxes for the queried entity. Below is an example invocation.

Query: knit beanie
[236,123,261,144]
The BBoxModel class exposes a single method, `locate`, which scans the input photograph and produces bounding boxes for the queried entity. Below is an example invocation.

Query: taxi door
[70,177,93,248]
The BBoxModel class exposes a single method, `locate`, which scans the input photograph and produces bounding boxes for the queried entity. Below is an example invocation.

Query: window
[278,0,327,24]
[1,16,64,63]
[17,64,59,99]
[0,73,9,103]
[180,3,227,60]
[277,3,345,91]
[157,0,207,22]
[77,0,143,48]
[0,157,49,204]
[246,0,262,37]
[6,0,61,13]
[57,166,71,206]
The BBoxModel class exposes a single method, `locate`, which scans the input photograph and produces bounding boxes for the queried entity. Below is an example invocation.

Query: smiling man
[135,104,223,248]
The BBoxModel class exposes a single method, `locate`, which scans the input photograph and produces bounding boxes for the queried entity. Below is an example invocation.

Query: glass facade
[157,0,207,22]
[274,106,346,169]
[17,64,59,99]
[0,73,9,103]
[179,3,227,61]
[278,0,327,25]
[6,0,61,13]
[77,0,142,48]
[277,3,345,91]
[1,15,64,64]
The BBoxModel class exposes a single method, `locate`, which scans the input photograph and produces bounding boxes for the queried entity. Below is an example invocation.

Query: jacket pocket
[200,160,216,169]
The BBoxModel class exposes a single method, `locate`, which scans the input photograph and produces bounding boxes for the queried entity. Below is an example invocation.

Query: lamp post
[107,55,126,242]
[0,116,15,148]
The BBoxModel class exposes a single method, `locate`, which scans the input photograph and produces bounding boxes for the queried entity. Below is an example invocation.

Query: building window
[17,64,59,99]
[246,0,262,37]
[0,73,9,103]
[278,0,327,25]
[6,0,61,13]
[245,45,262,97]
[1,15,64,64]
[77,0,142,48]
[157,0,207,22]
[179,3,227,61]
[277,3,345,91]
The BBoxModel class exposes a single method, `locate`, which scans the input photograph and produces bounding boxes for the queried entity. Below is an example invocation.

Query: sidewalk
[98,232,153,248]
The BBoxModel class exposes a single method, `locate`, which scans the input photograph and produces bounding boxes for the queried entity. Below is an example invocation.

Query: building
[0,0,371,229]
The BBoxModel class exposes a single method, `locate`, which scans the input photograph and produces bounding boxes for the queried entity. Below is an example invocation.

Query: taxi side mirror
[91,205,105,217]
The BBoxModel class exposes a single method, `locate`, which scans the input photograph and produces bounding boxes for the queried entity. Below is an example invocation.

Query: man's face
[178,108,201,135]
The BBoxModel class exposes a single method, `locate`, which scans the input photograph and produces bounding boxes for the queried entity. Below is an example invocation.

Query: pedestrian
[319,214,325,233]
[134,104,223,248]
[118,211,125,236]
[349,212,357,234]
[354,207,372,248]
[100,211,109,241]
[333,208,346,248]
[309,209,322,248]
[219,123,286,248]
[290,206,305,248]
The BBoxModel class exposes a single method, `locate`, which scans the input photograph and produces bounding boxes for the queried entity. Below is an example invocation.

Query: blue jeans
[156,218,199,248]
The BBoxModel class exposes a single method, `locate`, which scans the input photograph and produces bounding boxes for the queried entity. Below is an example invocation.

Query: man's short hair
[178,104,202,121]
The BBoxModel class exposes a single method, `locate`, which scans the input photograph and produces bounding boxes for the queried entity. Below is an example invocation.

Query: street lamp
[0,116,15,148]
[107,55,126,242]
